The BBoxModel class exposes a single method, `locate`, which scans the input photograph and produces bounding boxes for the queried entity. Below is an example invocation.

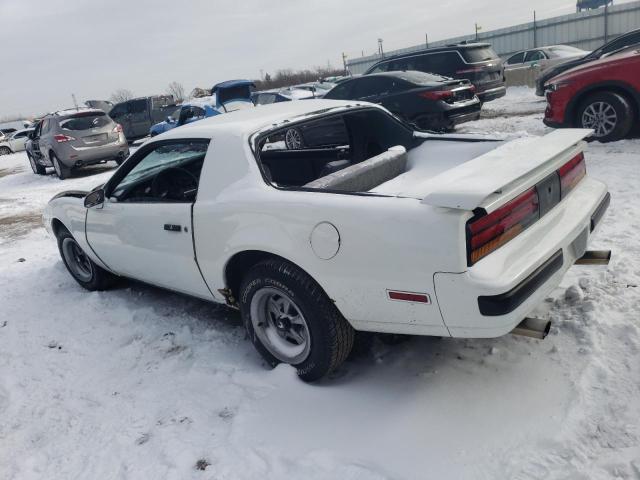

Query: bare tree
[110,88,134,103]
[166,81,186,103]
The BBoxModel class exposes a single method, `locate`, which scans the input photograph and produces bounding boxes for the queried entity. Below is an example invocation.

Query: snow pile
[1,89,639,479]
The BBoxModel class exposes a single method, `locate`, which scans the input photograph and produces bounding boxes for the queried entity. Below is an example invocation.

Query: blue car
[149,101,219,137]
[150,80,255,136]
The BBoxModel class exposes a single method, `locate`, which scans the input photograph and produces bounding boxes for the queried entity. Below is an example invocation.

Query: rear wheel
[28,153,46,175]
[51,152,71,179]
[0,146,11,155]
[577,92,633,142]
[239,258,354,381]
[56,228,117,290]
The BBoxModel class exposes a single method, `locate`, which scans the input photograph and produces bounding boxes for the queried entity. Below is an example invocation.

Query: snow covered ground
[1,88,639,479]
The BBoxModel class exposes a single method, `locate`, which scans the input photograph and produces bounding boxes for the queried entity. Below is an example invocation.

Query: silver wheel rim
[250,287,311,364]
[53,156,62,176]
[582,102,617,137]
[285,128,303,150]
[0,147,10,155]
[61,237,93,282]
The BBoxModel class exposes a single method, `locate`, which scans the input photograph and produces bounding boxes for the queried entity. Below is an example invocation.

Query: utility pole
[71,93,78,110]
[425,33,429,49]
[475,23,480,41]
[604,2,609,42]
[342,52,348,75]
[378,38,384,58]
[533,10,537,48]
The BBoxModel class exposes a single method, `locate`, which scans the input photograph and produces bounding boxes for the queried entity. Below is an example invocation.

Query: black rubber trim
[478,249,564,316]
[591,192,610,232]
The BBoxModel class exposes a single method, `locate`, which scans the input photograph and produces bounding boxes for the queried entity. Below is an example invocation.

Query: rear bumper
[434,177,609,338]
[58,141,129,167]
[477,85,507,102]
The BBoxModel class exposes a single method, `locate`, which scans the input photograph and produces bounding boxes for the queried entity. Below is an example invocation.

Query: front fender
[44,194,112,271]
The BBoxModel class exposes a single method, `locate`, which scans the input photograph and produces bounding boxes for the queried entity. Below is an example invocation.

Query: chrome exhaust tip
[575,250,611,265]
[511,317,551,340]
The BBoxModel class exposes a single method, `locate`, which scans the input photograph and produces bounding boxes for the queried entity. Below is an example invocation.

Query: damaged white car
[43,100,610,381]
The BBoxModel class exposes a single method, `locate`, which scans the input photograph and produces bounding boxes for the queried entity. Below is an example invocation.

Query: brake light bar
[558,152,586,198]
[54,134,75,143]
[466,152,588,265]
[419,90,453,101]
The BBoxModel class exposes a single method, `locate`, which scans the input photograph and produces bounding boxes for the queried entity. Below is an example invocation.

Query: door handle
[164,224,182,232]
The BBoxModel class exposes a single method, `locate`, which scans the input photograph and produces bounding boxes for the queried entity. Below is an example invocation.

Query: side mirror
[84,189,105,208]
[166,116,174,123]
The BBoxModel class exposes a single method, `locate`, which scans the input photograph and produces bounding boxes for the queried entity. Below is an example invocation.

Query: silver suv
[26,109,129,179]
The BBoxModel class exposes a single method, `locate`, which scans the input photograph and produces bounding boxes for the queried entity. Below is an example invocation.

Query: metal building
[346,0,640,74]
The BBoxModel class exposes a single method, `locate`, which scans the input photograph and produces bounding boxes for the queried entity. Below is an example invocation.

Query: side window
[525,50,546,62]
[110,103,127,119]
[416,52,462,74]
[191,106,205,119]
[325,82,353,99]
[388,59,409,71]
[353,78,382,98]
[129,99,147,114]
[368,62,390,74]
[506,52,525,65]
[40,119,50,134]
[13,131,28,139]
[110,141,209,203]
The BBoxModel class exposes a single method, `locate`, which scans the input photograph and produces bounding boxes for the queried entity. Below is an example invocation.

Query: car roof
[347,70,448,83]
[367,42,491,67]
[49,108,105,117]
[157,99,370,139]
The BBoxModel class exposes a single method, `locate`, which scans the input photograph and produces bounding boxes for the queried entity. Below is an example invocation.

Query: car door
[85,140,213,299]
[524,50,547,68]
[505,51,526,69]
[32,119,47,160]
[10,130,30,151]
[128,99,150,138]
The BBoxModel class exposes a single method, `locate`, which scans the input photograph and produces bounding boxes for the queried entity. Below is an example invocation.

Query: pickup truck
[43,100,610,381]
[109,95,177,142]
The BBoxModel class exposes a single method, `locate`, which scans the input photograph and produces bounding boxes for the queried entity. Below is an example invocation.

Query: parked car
[504,45,589,71]
[210,80,256,112]
[323,70,480,131]
[0,128,34,155]
[150,99,219,137]
[44,100,609,381]
[0,128,17,137]
[26,109,129,179]
[365,43,506,102]
[536,28,640,95]
[109,95,177,141]
[252,88,315,106]
[543,45,640,142]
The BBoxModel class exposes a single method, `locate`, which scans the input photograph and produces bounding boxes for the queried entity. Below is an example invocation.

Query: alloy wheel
[61,237,93,283]
[250,287,311,364]
[284,128,304,150]
[581,101,618,138]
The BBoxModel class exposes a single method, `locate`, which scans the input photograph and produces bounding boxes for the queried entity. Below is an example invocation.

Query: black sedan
[323,71,480,131]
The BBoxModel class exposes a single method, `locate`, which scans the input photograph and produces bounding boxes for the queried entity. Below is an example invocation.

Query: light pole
[378,38,384,58]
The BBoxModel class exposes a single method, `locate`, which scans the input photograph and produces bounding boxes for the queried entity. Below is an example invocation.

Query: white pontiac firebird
[43,100,610,381]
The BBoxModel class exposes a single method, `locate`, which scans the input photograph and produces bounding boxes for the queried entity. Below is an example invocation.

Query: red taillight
[54,134,75,143]
[419,90,453,101]
[467,188,540,265]
[558,152,586,198]
[113,124,123,133]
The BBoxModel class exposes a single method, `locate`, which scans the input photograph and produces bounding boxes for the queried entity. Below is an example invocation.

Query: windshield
[461,46,499,63]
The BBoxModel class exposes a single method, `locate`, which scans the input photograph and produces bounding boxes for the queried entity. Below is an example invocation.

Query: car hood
[548,47,640,84]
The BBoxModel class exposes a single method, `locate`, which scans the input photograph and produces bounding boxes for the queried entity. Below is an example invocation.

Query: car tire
[284,128,304,150]
[576,92,633,143]
[116,150,129,166]
[28,153,46,175]
[0,146,11,155]
[56,228,117,291]
[239,258,354,381]
[51,152,71,179]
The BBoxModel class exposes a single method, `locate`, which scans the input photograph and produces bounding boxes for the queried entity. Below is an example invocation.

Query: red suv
[544,46,640,142]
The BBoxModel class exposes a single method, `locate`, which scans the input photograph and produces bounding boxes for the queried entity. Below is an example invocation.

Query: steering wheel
[150,167,198,201]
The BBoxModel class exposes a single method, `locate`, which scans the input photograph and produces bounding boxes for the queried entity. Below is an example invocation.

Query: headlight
[545,81,572,93]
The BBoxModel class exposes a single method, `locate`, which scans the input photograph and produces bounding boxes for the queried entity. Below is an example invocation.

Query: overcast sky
[0,0,629,117]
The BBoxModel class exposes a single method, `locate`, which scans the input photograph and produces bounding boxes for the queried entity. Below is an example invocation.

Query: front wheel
[57,229,117,290]
[284,128,304,150]
[0,146,11,156]
[577,92,633,142]
[28,153,46,175]
[239,258,354,381]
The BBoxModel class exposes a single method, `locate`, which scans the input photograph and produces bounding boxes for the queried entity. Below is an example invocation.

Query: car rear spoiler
[420,129,593,212]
